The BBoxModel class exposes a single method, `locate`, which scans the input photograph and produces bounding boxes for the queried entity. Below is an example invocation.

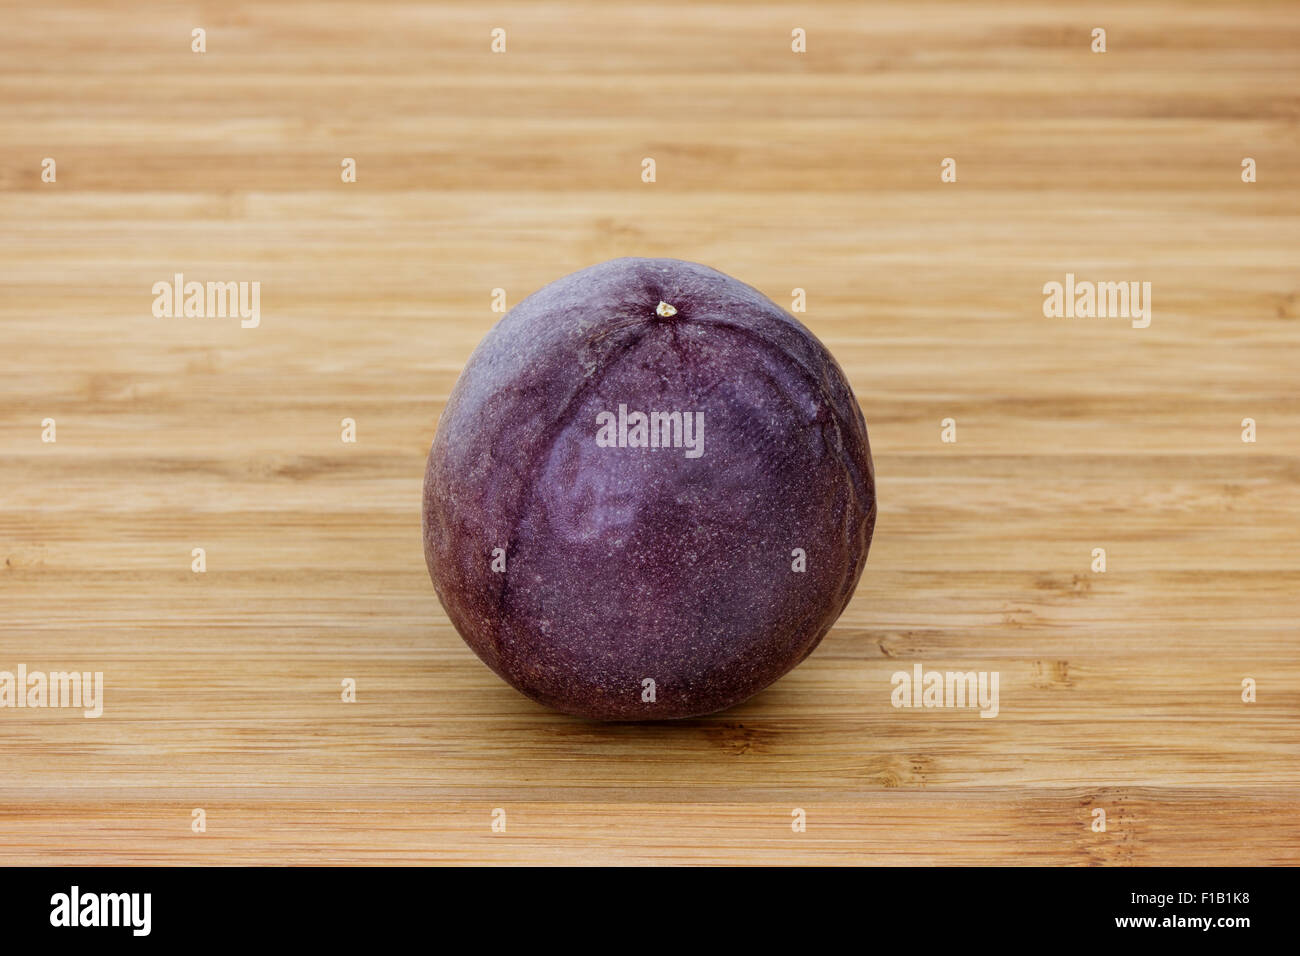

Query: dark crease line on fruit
[491,322,655,674]
[688,315,873,529]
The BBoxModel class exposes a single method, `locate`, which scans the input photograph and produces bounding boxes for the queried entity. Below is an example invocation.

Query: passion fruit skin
[423,258,875,720]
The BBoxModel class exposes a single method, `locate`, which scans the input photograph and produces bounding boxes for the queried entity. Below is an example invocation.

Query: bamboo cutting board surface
[1,0,1298,865]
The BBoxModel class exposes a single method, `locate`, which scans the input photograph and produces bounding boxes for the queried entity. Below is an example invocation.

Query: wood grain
[1,0,1297,865]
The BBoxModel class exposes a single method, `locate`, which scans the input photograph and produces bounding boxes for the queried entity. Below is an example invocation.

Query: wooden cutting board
[1,0,1297,865]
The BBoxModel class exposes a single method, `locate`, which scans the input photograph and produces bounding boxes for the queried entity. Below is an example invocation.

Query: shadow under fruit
[423,258,876,719]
